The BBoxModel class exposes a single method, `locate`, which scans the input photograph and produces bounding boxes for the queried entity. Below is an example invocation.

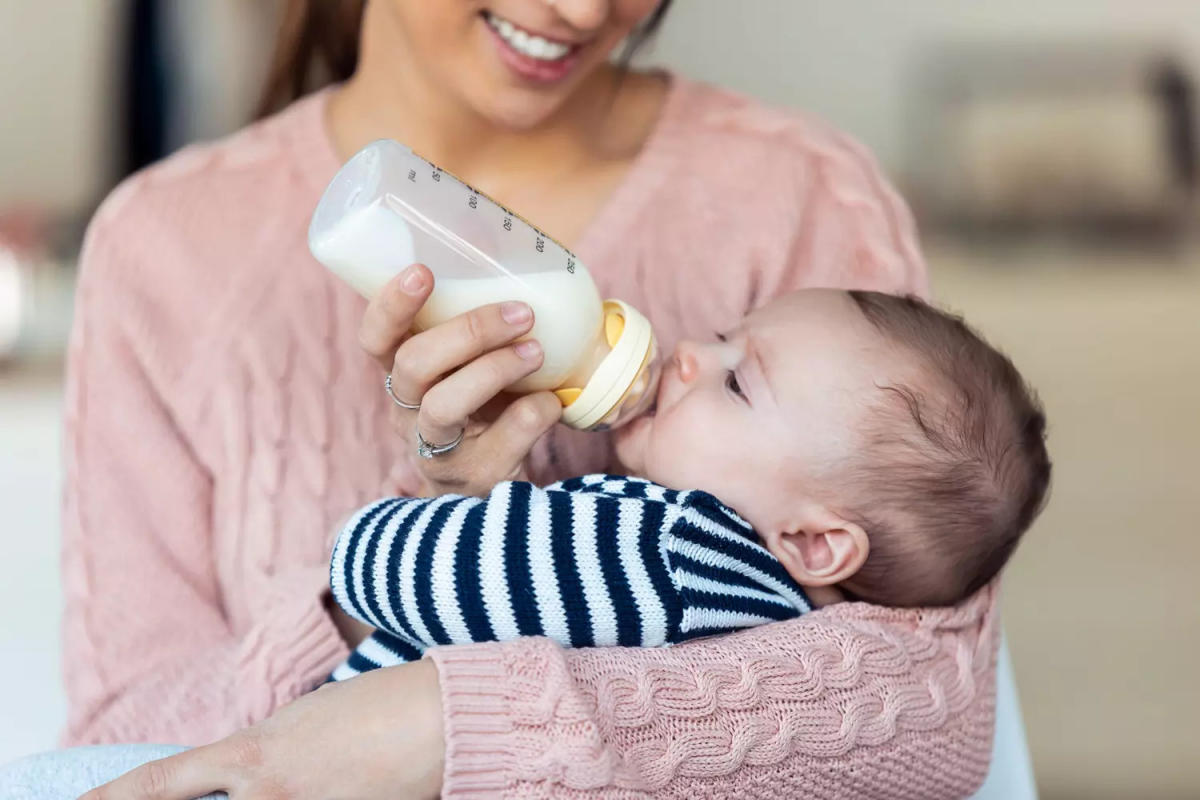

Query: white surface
[0,373,67,762]
[970,636,1038,800]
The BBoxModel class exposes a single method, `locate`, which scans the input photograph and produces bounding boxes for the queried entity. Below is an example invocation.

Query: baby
[328,289,1051,678]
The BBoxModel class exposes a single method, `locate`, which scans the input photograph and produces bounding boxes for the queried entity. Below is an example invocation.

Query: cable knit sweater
[61,75,999,798]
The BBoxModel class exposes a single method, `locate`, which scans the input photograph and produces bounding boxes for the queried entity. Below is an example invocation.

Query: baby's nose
[673,341,701,383]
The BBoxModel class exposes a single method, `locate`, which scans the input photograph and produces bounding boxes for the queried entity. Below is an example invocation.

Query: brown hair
[257,0,675,119]
[843,291,1051,607]
[258,0,365,119]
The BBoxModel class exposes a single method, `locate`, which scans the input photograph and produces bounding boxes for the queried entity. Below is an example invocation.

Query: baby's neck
[802,584,845,609]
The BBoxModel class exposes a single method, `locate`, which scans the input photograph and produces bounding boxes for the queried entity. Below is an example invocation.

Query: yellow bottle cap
[560,299,657,431]
[554,387,583,406]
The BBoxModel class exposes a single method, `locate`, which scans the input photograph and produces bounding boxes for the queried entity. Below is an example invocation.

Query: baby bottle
[308,139,659,431]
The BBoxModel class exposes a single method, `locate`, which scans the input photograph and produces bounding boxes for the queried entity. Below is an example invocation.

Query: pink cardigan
[61,76,997,798]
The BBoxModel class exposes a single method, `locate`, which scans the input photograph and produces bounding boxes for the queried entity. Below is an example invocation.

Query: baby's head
[615,289,1051,607]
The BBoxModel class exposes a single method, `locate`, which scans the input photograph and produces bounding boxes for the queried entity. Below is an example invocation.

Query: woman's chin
[470,87,571,131]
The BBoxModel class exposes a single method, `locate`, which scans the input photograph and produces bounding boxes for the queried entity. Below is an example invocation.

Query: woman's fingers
[416,338,545,445]
[476,390,563,476]
[356,271,558,496]
[357,264,433,370]
[80,744,229,800]
[391,301,535,416]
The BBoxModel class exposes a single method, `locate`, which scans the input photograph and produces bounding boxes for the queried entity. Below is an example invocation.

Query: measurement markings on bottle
[406,148,582,274]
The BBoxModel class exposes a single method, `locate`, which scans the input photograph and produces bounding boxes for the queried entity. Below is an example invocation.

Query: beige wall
[9,1,1200,212]
[0,1,119,210]
[931,243,1200,799]
[0,0,275,212]
[648,1,1200,172]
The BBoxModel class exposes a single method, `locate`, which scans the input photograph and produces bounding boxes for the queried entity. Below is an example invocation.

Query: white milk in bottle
[413,271,604,392]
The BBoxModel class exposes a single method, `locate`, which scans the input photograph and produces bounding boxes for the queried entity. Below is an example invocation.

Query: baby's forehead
[749,289,875,350]
[751,290,914,399]
[751,289,856,326]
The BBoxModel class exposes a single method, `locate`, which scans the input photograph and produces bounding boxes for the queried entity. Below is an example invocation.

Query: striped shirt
[329,474,812,680]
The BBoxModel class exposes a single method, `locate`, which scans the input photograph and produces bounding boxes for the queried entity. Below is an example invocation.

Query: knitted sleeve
[760,117,931,302]
[60,210,347,746]
[427,584,999,799]
[329,476,810,680]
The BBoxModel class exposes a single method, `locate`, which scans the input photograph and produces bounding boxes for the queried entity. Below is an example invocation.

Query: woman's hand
[83,661,445,800]
[361,263,562,497]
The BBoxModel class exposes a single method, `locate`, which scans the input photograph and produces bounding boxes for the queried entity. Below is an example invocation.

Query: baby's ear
[762,509,869,588]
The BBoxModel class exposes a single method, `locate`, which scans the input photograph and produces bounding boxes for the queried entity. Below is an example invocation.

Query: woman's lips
[481,12,584,84]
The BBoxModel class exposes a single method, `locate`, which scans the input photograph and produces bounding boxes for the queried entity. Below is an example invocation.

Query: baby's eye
[715,331,727,343]
[725,371,743,397]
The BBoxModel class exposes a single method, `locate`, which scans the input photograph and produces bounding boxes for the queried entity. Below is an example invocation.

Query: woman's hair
[257,0,675,119]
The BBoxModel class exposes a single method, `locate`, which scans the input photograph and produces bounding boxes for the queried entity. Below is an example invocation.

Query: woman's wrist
[383,658,446,798]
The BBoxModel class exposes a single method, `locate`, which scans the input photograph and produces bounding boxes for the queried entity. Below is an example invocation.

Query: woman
[31,0,998,797]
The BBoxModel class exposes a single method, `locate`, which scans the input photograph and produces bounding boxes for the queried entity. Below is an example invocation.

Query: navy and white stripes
[329,475,811,680]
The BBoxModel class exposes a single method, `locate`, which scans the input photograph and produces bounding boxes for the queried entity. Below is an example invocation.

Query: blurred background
[2,2,1198,797]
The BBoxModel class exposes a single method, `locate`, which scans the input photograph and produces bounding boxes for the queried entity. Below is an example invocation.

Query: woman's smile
[481,9,588,83]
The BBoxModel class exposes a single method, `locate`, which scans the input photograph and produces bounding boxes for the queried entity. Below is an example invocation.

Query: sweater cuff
[427,643,519,798]
[241,564,350,717]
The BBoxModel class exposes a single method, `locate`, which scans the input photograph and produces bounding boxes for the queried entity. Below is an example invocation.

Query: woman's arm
[60,218,348,746]
[84,589,997,800]
[85,660,447,800]
[84,585,997,800]
[427,585,999,798]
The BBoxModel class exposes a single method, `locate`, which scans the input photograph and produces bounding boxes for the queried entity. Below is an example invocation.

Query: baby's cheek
[650,407,716,481]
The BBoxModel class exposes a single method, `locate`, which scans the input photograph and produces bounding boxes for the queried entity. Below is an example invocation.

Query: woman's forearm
[427,584,1000,799]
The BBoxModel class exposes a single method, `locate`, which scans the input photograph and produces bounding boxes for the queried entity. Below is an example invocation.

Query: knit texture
[329,475,813,679]
[57,75,991,797]
[430,585,997,799]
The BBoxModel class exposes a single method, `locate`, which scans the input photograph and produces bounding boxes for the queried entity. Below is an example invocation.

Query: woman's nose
[546,0,608,32]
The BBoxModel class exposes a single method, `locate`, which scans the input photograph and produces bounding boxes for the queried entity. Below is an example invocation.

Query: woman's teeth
[485,12,571,61]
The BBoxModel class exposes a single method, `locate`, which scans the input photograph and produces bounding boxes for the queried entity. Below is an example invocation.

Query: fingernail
[400,266,426,295]
[501,302,532,325]
[514,340,541,360]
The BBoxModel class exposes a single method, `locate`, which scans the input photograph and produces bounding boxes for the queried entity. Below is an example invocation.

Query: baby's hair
[842,291,1051,607]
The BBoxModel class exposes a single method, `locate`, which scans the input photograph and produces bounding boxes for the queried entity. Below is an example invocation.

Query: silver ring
[384,374,421,410]
[416,428,465,459]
